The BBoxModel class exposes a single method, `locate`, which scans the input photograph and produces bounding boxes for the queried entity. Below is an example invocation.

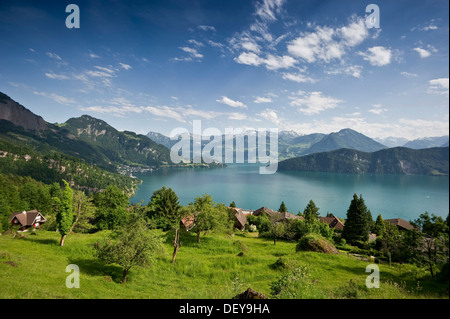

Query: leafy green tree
[95,218,165,284]
[410,212,449,277]
[373,214,386,237]
[191,194,231,243]
[342,194,370,246]
[296,216,334,241]
[303,200,320,221]
[56,180,73,246]
[147,186,181,231]
[278,201,287,213]
[229,201,236,208]
[94,185,129,230]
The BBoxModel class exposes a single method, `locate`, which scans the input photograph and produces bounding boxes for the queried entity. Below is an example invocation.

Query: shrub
[296,233,339,254]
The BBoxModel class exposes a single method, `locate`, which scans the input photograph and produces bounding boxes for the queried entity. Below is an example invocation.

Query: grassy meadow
[0,229,447,299]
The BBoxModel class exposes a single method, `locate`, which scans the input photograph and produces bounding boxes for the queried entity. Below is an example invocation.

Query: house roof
[234,210,247,230]
[252,206,278,217]
[9,210,46,227]
[319,216,345,230]
[281,212,303,220]
[385,218,415,231]
[180,215,195,231]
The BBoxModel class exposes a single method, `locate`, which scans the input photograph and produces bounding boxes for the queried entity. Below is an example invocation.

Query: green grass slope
[0,231,446,299]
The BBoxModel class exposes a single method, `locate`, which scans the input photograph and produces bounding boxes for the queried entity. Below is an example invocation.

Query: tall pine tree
[303,200,320,221]
[342,194,370,245]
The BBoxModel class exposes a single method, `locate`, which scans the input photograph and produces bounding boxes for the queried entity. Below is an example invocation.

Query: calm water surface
[131,164,449,221]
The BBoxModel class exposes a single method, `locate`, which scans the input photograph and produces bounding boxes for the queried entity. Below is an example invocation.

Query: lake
[130,164,449,221]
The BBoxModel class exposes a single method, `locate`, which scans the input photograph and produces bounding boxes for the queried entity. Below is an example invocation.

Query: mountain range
[1,90,448,179]
[0,92,171,171]
[278,147,449,176]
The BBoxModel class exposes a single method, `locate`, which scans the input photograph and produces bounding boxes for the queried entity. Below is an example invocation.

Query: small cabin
[9,210,46,231]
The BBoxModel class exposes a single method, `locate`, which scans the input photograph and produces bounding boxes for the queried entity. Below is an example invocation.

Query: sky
[0,0,448,140]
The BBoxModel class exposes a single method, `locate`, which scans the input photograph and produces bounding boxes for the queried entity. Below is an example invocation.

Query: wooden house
[9,210,46,231]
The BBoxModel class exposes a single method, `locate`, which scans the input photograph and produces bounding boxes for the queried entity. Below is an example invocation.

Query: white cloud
[119,63,132,70]
[400,71,418,78]
[263,54,297,70]
[289,91,343,115]
[33,91,76,105]
[413,47,431,58]
[216,96,247,109]
[234,52,264,66]
[359,46,392,66]
[254,0,285,22]
[86,70,115,78]
[241,41,261,53]
[368,104,388,115]
[179,47,203,59]
[338,17,369,47]
[144,105,186,123]
[45,72,70,80]
[254,96,273,104]
[235,52,296,70]
[46,51,68,66]
[287,17,369,64]
[281,72,315,83]
[46,52,62,61]
[257,108,280,125]
[94,66,115,74]
[198,25,216,32]
[428,78,449,96]
[187,39,204,47]
[325,65,363,78]
[89,53,101,59]
[227,112,248,120]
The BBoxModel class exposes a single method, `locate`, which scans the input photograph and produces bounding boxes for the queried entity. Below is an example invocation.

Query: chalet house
[234,209,248,231]
[180,215,195,231]
[9,210,46,231]
[319,216,345,231]
[252,207,278,217]
[385,218,415,231]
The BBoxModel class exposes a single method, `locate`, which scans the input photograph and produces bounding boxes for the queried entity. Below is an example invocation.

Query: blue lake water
[130,164,449,221]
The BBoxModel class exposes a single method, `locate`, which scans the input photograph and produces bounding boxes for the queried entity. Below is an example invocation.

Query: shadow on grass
[22,236,59,246]
[68,257,125,284]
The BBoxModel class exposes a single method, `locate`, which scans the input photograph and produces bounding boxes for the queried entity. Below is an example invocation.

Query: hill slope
[278,147,449,176]
[62,115,171,167]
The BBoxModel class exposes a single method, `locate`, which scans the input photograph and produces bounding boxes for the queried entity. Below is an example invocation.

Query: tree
[229,201,236,208]
[278,201,287,213]
[191,194,231,243]
[56,180,73,246]
[342,194,370,246]
[373,214,386,237]
[303,200,320,221]
[147,186,181,231]
[410,212,449,278]
[270,214,285,245]
[94,185,129,230]
[95,218,165,284]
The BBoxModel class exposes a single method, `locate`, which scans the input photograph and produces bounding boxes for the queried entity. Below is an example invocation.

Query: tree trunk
[60,234,67,246]
[197,229,201,243]
[69,193,84,235]
[172,228,182,264]
[122,269,129,284]
[273,235,277,245]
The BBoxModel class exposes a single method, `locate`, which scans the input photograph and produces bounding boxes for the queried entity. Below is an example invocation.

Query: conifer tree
[279,201,287,213]
[303,200,320,221]
[342,194,370,245]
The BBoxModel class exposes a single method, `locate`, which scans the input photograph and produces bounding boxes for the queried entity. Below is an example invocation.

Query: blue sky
[0,0,448,140]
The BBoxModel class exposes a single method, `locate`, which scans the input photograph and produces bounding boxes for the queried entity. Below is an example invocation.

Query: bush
[296,233,339,255]
[269,266,320,299]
